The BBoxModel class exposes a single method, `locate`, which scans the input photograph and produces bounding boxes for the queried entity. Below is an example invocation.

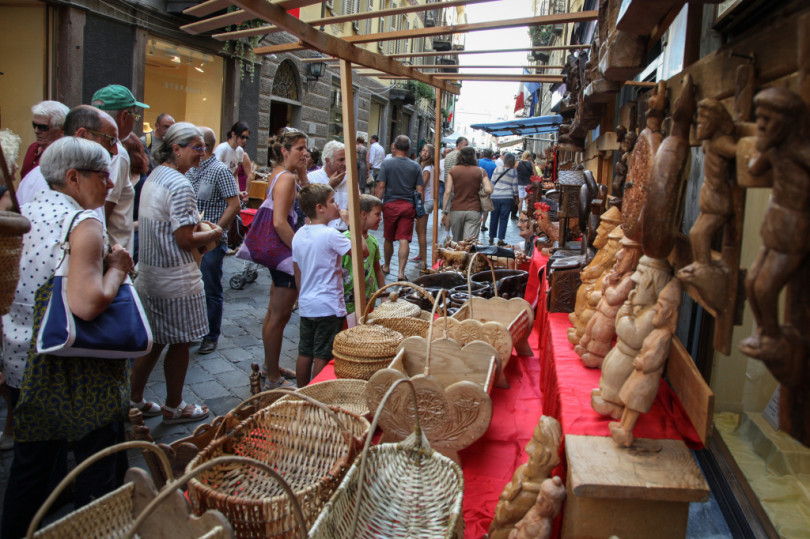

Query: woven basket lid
[332,324,403,358]
[366,291,422,320]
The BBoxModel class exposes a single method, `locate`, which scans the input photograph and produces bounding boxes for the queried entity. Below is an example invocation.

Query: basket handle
[212,386,294,438]
[467,252,498,318]
[360,280,435,324]
[424,288,449,377]
[125,455,307,539]
[26,441,174,539]
[350,377,423,538]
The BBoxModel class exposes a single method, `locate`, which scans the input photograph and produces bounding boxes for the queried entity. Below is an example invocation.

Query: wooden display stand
[562,435,709,539]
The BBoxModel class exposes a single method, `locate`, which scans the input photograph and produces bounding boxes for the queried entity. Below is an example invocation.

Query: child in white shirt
[292,183,368,387]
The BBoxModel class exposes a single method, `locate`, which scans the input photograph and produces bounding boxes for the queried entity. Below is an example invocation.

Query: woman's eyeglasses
[77,169,111,181]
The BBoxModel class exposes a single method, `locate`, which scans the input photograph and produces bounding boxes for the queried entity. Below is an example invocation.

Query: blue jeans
[489,198,513,240]
[438,181,445,209]
[200,242,227,341]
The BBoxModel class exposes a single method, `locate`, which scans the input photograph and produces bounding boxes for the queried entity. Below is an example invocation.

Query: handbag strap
[54,210,85,271]
[492,168,509,187]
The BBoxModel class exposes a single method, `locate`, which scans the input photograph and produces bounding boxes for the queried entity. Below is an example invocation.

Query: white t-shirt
[307,168,347,231]
[214,142,244,176]
[292,224,352,317]
[495,158,504,167]
[106,141,134,252]
[423,164,434,203]
[439,159,445,184]
[368,142,385,169]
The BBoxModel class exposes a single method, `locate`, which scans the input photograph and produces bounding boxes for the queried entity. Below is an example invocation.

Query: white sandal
[129,399,162,418]
[162,400,209,424]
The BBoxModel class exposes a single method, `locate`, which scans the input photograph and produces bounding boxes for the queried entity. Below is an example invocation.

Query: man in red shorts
[375,135,424,280]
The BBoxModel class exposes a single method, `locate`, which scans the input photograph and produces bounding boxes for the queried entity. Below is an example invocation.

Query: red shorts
[382,199,416,242]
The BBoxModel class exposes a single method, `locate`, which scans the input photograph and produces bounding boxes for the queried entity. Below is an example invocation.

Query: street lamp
[303,61,326,90]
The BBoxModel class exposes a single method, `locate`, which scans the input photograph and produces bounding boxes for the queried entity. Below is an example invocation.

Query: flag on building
[447,99,455,123]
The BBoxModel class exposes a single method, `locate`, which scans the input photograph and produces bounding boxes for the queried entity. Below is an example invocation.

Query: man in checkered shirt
[187,127,241,355]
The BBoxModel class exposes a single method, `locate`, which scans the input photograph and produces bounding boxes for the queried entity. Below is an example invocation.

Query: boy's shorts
[299,315,346,359]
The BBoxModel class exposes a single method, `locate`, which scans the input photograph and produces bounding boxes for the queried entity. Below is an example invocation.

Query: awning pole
[432,87,443,268]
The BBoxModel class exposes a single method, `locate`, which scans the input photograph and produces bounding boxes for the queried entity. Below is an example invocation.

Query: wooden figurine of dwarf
[610,279,683,447]
[592,256,672,418]
[677,99,738,312]
[738,88,810,383]
[508,476,566,539]
[612,126,637,198]
[576,236,642,368]
[488,416,562,539]
[569,206,623,345]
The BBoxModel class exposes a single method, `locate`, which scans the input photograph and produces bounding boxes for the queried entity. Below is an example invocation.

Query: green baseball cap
[91,84,150,110]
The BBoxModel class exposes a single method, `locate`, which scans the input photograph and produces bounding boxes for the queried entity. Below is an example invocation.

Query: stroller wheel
[247,270,259,283]
[229,275,246,290]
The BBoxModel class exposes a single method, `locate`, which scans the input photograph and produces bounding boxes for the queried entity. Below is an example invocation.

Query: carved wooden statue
[507,476,566,539]
[535,202,560,245]
[610,279,683,447]
[569,206,623,344]
[575,236,642,368]
[642,74,696,259]
[623,81,667,241]
[676,98,738,312]
[592,256,673,418]
[488,416,563,539]
[612,126,636,198]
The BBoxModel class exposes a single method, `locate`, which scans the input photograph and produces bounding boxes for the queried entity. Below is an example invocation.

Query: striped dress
[136,165,208,344]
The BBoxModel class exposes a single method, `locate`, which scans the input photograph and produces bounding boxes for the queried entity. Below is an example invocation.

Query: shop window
[328,84,343,142]
[144,37,223,138]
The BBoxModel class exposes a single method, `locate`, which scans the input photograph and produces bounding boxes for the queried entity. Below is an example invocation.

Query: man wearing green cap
[91,84,149,254]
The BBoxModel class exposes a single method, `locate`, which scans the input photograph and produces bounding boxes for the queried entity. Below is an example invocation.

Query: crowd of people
[0,89,547,535]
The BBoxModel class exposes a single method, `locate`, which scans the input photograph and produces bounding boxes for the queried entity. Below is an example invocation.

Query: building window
[272,60,299,101]
[328,83,343,142]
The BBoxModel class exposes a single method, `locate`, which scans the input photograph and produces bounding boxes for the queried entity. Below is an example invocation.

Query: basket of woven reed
[332,324,403,380]
[280,378,370,417]
[186,390,369,538]
[361,281,433,338]
[0,211,31,316]
[28,441,233,539]
[309,377,465,539]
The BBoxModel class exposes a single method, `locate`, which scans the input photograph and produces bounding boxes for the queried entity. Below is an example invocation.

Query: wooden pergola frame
[181,0,595,314]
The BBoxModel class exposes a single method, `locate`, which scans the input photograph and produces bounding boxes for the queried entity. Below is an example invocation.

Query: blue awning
[470,115,563,137]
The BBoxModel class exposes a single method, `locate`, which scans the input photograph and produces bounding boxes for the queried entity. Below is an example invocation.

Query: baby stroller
[229,207,260,290]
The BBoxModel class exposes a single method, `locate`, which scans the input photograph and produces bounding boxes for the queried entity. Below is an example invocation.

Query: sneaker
[198,339,218,355]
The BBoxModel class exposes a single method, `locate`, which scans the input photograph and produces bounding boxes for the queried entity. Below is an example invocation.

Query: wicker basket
[309,378,465,539]
[186,390,368,538]
[332,324,403,380]
[280,379,370,417]
[361,281,433,338]
[0,211,31,316]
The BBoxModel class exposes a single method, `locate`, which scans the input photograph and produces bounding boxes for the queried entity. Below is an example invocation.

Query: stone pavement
[0,212,526,521]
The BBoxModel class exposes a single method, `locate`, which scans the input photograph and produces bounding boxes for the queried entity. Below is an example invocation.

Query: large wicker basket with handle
[309,378,465,538]
[186,390,368,538]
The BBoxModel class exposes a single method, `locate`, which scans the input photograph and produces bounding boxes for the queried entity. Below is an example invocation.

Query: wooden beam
[405,65,565,70]
[208,0,497,41]
[303,45,590,61]
[255,11,598,54]
[432,88,442,268]
[372,74,564,82]
[230,0,460,94]
[183,0,321,18]
[340,59,367,317]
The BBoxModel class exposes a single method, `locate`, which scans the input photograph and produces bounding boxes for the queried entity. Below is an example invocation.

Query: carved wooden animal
[535,203,560,245]
[488,416,562,539]
[610,279,683,447]
[592,256,673,418]
[623,81,666,241]
[508,476,566,539]
[642,74,696,259]
[439,248,471,272]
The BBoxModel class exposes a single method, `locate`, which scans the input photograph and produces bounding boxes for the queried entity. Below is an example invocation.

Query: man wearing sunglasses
[91,84,150,254]
[20,100,70,179]
[214,121,253,197]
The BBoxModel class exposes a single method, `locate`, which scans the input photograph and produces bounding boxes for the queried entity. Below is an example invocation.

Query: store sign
[165,81,204,95]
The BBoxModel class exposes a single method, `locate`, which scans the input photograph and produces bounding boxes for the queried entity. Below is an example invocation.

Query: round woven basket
[332,351,396,381]
[364,281,433,322]
[0,211,31,316]
[368,316,430,339]
[187,392,369,538]
[285,379,370,416]
[332,324,402,359]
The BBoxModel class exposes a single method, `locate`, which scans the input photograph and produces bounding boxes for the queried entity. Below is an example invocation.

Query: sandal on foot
[162,401,209,424]
[381,264,390,275]
[397,274,407,280]
[261,367,297,380]
[265,377,297,390]
[409,255,422,261]
[130,399,162,418]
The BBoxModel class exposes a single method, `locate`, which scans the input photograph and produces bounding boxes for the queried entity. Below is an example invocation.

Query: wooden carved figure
[739,87,810,384]
[612,126,637,198]
[677,98,738,312]
[642,74,697,259]
[575,236,642,368]
[623,81,667,241]
[535,202,560,245]
[569,206,622,344]
[610,279,683,447]
[508,476,566,539]
[592,256,672,418]
[488,416,562,539]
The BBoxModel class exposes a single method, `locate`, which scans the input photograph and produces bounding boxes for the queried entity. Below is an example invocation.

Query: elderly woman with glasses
[20,100,70,178]
[130,122,223,424]
[2,137,134,538]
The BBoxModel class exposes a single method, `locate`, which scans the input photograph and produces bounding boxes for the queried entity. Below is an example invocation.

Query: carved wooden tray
[452,296,535,358]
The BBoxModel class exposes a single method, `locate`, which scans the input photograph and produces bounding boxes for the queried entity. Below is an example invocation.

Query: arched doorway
[270,59,302,137]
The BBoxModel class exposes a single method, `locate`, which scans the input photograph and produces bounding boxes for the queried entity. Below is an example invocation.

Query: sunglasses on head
[33,122,50,132]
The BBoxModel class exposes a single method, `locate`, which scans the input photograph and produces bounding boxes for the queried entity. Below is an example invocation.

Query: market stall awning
[470,115,563,137]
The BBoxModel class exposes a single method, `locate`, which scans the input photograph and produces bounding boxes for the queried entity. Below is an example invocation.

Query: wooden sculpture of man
[575,236,643,368]
[569,207,623,345]
[488,416,562,539]
[677,99,738,312]
[610,279,683,447]
[738,87,810,380]
[592,256,672,419]
[508,476,566,539]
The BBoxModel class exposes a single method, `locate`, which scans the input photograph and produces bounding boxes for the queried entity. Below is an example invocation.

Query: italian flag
[447,100,454,123]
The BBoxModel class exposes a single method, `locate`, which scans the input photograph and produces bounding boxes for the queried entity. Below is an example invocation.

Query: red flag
[514,92,524,112]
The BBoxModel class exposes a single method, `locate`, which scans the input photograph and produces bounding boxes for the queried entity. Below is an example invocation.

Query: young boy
[292,183,369,387]
[342,194,385,316]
